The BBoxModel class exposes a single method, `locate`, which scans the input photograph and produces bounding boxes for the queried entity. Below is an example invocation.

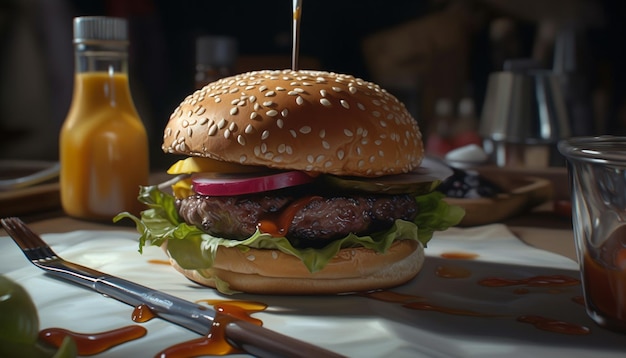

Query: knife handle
[225,319,345,358]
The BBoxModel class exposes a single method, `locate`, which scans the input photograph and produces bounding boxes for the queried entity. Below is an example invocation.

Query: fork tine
[1,217,58,260]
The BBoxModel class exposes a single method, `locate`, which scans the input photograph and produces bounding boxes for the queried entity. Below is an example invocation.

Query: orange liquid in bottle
[60,72,149,220]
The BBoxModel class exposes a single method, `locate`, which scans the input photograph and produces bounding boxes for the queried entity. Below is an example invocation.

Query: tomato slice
[192,171,314,196]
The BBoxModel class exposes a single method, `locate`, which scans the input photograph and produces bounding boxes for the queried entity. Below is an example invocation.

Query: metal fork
[0,217,344,358]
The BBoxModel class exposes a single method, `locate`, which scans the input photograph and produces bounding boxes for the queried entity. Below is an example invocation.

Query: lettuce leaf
[114,186,464,274]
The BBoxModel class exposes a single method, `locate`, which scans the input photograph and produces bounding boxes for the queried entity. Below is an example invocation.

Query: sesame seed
[261,130,270,140]
[276,119,284,128]
[240,154,247,163]
[357,103,365,110]
[217,118,227,129]
[263,101,274,107]
[320,89,327,97]
[320,98,331,107]
[224,129,231,139]
[319,130,326,138]
[296,96,304,105]
[250,112,258,120]
[332,86,342,92]
[196,107,206,115]
[249,95,256,102]
[254,103,261,111]
[322,140,330,149]
[199,117,208,125]
[265,91,276,97]
[245,85,255,90]
[245,124,254,134]
[372,111,381,117]
[187,128,193,137]
[276,86,285,91]
[208,124,217,136]
[344,129,354,137]
[281,109,289,117]
[215,97,222,103]
[266,109,278,117]
[228,122,237,132]
[288,91,298,96]
[259,85,268,92]
[290,130,297,138]
[349,86,357,94]
[182,119,189,128]
[307,155,314,163]
[293,88,305,93]
[230,107,238,115]
[299,126,312,134]
[231,99,239,105]
[340,100,350,109]
[237,135,246,146]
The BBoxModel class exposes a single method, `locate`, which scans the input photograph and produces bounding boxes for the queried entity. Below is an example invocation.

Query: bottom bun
[165,240,424,295]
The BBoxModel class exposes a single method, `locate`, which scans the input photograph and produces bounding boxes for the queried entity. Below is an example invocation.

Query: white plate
[1,224,626,357]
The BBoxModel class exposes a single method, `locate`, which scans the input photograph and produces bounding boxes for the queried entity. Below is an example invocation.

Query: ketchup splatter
[404,302,498,317]
[38,325,147,356]
[359,290,423,303]
[478,275,580,288]
[435,265,472,279]
[132,304,157,323]
[257,196,321,237]
[155,313,244,358]
[148,259,171,266]
[154,299,268,358]
[440,252,479,260]
[517,315,591,335]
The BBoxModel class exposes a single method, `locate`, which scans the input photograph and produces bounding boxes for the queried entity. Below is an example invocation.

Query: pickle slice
[322,174,440,194]
[321,158,453,195]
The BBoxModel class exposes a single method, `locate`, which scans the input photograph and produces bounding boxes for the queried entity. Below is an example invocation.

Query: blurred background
[0,0,622,170]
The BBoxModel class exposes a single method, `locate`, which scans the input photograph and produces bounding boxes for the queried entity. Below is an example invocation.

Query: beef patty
[177,193,419,248]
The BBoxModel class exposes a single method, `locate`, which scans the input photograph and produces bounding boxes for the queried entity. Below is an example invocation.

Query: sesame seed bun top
[162,69,424,177]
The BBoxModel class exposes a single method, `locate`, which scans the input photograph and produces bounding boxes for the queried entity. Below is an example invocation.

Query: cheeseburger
[116,69,464,295]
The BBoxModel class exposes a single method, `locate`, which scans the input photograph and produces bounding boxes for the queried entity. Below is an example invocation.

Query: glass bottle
[60,17,149,220]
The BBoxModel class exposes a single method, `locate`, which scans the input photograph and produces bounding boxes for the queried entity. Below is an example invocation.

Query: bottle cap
[73,16,128,44]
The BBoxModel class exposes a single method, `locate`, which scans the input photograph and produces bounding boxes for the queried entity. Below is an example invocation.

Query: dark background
[0,0,623,169]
